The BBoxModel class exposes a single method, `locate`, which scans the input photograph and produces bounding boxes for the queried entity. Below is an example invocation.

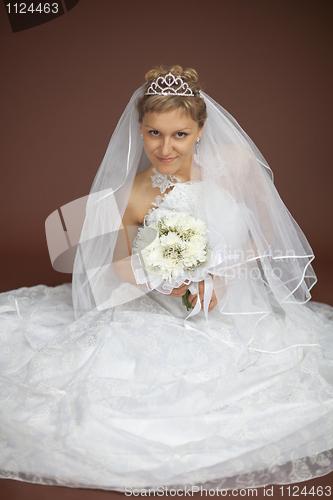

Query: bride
[0,65,332,492]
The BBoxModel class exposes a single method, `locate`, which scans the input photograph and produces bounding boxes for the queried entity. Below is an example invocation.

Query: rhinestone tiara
[145,72,196,96]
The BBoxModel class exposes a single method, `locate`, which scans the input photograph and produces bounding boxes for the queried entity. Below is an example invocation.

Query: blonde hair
[136,65,207,128]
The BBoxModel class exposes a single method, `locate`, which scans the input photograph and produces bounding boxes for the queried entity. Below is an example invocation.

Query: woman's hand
[188,280,218,312]
[168,283,190,298]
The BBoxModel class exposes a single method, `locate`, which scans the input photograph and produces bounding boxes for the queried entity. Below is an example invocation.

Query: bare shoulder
[123,166,154,226]
[129,167,152,206]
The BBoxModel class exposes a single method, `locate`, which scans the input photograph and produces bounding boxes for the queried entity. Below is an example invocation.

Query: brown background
[0,0,333,497]
[0,0,332,304]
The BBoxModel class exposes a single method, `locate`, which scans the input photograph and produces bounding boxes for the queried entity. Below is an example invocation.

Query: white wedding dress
[0,181,333,492]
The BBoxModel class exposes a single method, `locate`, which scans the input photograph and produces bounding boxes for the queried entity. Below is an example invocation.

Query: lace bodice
[146,181,204,223]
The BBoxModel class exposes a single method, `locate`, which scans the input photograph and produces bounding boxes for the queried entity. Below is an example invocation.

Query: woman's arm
[112,190,143,285]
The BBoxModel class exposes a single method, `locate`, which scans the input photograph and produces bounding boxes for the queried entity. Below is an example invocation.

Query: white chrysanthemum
[160,260,185,280]
[191,218,206,235]
[141,241,163,266]
[160,232,184,249]
[187,235,207,255]
[182,236,207,267]
[164,214,182,228]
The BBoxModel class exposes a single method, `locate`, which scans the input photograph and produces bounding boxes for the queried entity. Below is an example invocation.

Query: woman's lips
[156,156,177,163]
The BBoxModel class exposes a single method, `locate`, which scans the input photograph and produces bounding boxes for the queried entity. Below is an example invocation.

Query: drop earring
[196,137,200,147]
[141,134,143,142]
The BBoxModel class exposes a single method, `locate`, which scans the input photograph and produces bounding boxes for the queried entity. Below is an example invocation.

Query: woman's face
[140,108,203,182]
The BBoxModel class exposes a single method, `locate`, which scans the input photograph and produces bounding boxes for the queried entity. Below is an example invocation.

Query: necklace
[151,167,181,194]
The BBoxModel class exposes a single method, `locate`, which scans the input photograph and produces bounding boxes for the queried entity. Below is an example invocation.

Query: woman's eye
[176,132,187,138]
[149,130,160,137]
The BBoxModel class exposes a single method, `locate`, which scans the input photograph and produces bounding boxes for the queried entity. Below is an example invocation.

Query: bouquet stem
[182,290,194,311]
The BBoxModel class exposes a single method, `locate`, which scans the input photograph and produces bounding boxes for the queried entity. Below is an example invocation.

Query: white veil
[72,85,318,353]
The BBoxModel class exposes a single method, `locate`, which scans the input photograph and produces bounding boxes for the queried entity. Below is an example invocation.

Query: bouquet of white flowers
[133,213,211,309]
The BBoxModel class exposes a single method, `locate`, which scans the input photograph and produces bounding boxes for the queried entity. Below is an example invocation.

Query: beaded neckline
[149,167,200,215]
[151,167,182,194]
[149,167,182,213]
